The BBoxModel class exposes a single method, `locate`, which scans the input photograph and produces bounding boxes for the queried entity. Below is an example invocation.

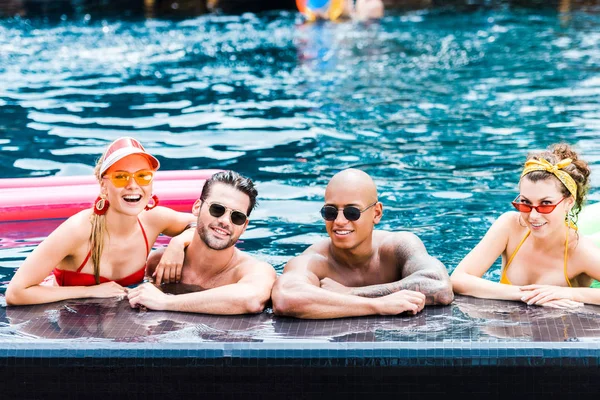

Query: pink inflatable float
[0,169,221,222]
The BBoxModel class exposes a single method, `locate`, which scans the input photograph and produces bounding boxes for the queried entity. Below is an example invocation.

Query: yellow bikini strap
[521,158,577,200]
[504,230,531,272]
[564,228,572,288]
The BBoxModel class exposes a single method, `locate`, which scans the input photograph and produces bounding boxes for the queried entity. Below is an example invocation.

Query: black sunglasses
[320,201,378,222]
[207,202,248,226]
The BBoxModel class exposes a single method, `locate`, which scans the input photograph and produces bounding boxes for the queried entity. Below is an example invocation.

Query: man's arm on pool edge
[326,233,454,305]
[128,261,276,314]
[271,255,426,319]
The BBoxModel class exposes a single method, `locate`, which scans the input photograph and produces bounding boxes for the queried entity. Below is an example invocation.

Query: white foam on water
[130,100,192,110]
[13,158,93,175]
[480,127,523,135]
[431,191,472,200]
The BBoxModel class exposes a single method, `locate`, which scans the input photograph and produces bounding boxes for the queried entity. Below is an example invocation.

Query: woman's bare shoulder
[54,209,93,239]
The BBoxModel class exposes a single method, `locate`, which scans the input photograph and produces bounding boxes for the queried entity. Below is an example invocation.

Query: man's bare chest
[180,266,237,289]
[328,262,401,287]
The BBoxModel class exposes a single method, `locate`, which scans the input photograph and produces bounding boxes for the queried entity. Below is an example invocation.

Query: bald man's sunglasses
[320,202,377,222]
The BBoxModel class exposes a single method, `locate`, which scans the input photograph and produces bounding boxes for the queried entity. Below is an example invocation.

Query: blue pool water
[1,4,600,294]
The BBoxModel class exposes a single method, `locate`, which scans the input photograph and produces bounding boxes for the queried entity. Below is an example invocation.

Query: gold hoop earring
[518,215,527,227]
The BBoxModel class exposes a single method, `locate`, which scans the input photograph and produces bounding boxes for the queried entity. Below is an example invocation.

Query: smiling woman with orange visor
[451,143,600,308]
[5,137,195,306]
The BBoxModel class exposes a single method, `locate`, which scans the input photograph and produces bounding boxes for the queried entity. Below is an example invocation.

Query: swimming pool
[2,1,600,293]
[2,1,600,397]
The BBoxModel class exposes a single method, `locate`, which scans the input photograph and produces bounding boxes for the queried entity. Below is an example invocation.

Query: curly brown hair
[522,143,591,217]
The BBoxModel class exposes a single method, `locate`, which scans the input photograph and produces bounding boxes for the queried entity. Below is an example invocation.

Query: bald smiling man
[271,168,454,319]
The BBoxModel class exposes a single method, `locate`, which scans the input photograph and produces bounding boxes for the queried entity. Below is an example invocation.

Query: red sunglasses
[511,196,566,214]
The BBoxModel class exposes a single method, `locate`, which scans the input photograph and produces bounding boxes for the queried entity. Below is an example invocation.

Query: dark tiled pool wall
[2,358,600,399]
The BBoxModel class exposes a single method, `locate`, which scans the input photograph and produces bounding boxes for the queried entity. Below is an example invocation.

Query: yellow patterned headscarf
[521,158,577,200]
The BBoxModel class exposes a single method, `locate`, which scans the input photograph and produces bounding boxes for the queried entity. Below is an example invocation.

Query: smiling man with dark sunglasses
[271,168,454,319]
[127,171,276,315]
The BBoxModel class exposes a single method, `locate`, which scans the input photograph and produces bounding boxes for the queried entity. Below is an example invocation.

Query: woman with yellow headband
[451,143,600,308]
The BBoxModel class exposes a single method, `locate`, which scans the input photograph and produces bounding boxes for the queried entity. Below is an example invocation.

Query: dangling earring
[566,210,578,230]
[518,214,527,227]
[145,194,159,211]
[94,195,109,215]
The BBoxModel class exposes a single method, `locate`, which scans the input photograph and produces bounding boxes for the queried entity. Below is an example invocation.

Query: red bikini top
[53,219,149,287]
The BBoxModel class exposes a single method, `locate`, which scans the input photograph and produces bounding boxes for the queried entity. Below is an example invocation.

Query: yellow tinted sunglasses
[103,169,154,188]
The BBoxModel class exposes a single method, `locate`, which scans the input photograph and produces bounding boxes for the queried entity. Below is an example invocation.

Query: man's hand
[128,282,169,311]
[376,290,426,316]
[520,284,580,306]
[152,242,186,285]
[320,277,351,294]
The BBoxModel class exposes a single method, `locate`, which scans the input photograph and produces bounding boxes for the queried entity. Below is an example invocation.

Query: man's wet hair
[200,170,258,215]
